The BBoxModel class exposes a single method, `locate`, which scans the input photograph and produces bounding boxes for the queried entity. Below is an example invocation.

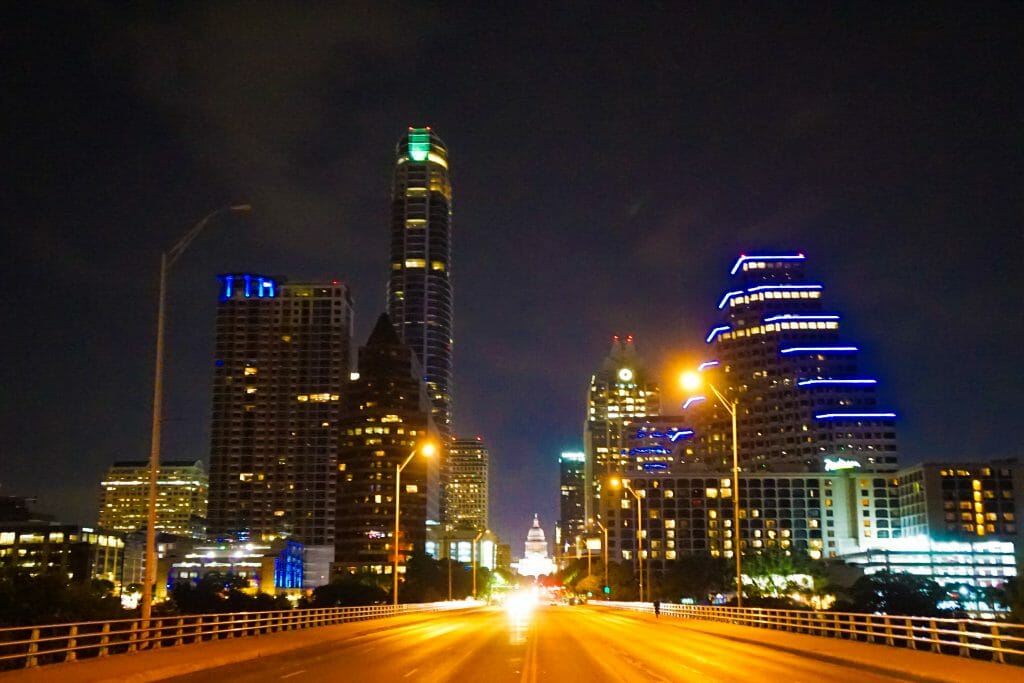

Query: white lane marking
[403,669,419,678]
[281,670,306,679]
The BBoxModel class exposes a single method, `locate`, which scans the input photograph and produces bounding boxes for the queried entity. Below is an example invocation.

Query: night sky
[3,4,1021,551]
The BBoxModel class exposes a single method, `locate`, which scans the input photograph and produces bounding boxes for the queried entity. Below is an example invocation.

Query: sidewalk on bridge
[0,612,443,683]
[647,611,1013,683]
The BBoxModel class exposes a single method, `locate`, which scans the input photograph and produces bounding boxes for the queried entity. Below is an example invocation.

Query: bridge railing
[601,601,1024,665]
[0,601,473,671]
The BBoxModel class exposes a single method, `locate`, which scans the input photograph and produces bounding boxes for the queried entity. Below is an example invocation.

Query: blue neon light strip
[635,429,693,442]
[717,290,744,309]
[815,412,896,420]
[797,379,877,386]
[629,446,671,456]
[763,314,840,323]
[718,284,822,308]
[682,396,706,410]
[730,253,806,275]
[706,325,731,343]
[698,360,719,371]
[780,346,858,354]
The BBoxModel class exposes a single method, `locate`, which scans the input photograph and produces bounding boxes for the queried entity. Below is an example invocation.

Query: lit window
[405,259,427,269]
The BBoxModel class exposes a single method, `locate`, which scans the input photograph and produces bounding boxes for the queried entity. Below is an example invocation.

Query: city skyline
[3,5,1021,548]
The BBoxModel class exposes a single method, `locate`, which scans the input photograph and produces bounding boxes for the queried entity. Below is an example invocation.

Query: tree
[846,570,947,616]
[0,568,123,626]
[167,572,289,614]
[308,574,388,607]
[659,555,729,602]
[1000,577,1024,623]
[400,553,450,603]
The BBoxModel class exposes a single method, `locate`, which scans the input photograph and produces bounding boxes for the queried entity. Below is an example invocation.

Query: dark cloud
[3,3,1022,548]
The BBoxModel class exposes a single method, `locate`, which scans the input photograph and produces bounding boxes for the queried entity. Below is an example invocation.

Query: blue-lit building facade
[162,538,303,597]
[686,253,898,474]
[620,416,695,474]
[207,275,353,547]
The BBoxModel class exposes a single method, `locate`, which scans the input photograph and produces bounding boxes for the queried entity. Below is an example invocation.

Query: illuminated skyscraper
[557,451,586,552]
[687,253,898,473]
[443,438,489,532]
[333,313,434,575]
[387,127,453,440]
[583,336,660,520]
[207,275,353,545]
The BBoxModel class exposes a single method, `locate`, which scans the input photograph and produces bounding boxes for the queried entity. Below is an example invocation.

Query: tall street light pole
[393,442,435,606]
[141,204,251,624]
[610,478,644,603]
[682,370,742,608]
[471,529,488,599]
[589,517,608,595]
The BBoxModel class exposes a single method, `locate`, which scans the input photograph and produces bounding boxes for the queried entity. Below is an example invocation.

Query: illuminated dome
[517,514,557,578]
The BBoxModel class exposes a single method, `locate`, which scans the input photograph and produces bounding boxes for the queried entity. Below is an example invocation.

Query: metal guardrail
[601,601,1024,665]
[0,601,474,671]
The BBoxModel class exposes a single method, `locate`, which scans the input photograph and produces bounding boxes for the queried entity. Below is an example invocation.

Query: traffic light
[603,585,610,594]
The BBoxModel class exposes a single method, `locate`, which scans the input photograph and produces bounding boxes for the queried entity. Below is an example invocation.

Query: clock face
[618,367,634,382]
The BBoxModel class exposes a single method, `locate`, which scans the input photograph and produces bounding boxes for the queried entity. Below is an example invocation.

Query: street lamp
[588,517,608,596]
[472,529,489,599]
[609,478,644,603]
[141,204,252,624]
[393,441,435,606]
[681,369,743,608]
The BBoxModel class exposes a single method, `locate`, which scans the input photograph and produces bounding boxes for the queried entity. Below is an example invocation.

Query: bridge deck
[0,604,1013,682]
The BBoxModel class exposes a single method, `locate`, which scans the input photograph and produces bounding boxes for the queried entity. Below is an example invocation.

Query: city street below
[164,603,927,683]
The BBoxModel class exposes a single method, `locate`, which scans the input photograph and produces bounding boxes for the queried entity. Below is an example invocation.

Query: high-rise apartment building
[687,253,898,473]
[558,452,586,552]
[443,437,489,532]
[98,460,207,538]
[207,275,353,545]
[387,127,454,440]
[333,313,433,575]
[583,336,660,519]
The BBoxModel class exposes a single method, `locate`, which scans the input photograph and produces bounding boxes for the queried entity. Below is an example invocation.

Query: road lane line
[280,670,306,679]
[403,668,419,678]
[519,623,539,683]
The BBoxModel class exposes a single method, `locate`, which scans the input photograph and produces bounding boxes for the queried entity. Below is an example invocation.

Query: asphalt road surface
[164,603,915,682]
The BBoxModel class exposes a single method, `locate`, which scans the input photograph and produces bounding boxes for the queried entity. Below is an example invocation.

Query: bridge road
[165,603,919,683]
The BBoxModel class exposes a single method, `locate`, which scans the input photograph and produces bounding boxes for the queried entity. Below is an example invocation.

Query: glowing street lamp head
[609,478,622,489]
[420,442,437,457]
[680,371,702,392]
